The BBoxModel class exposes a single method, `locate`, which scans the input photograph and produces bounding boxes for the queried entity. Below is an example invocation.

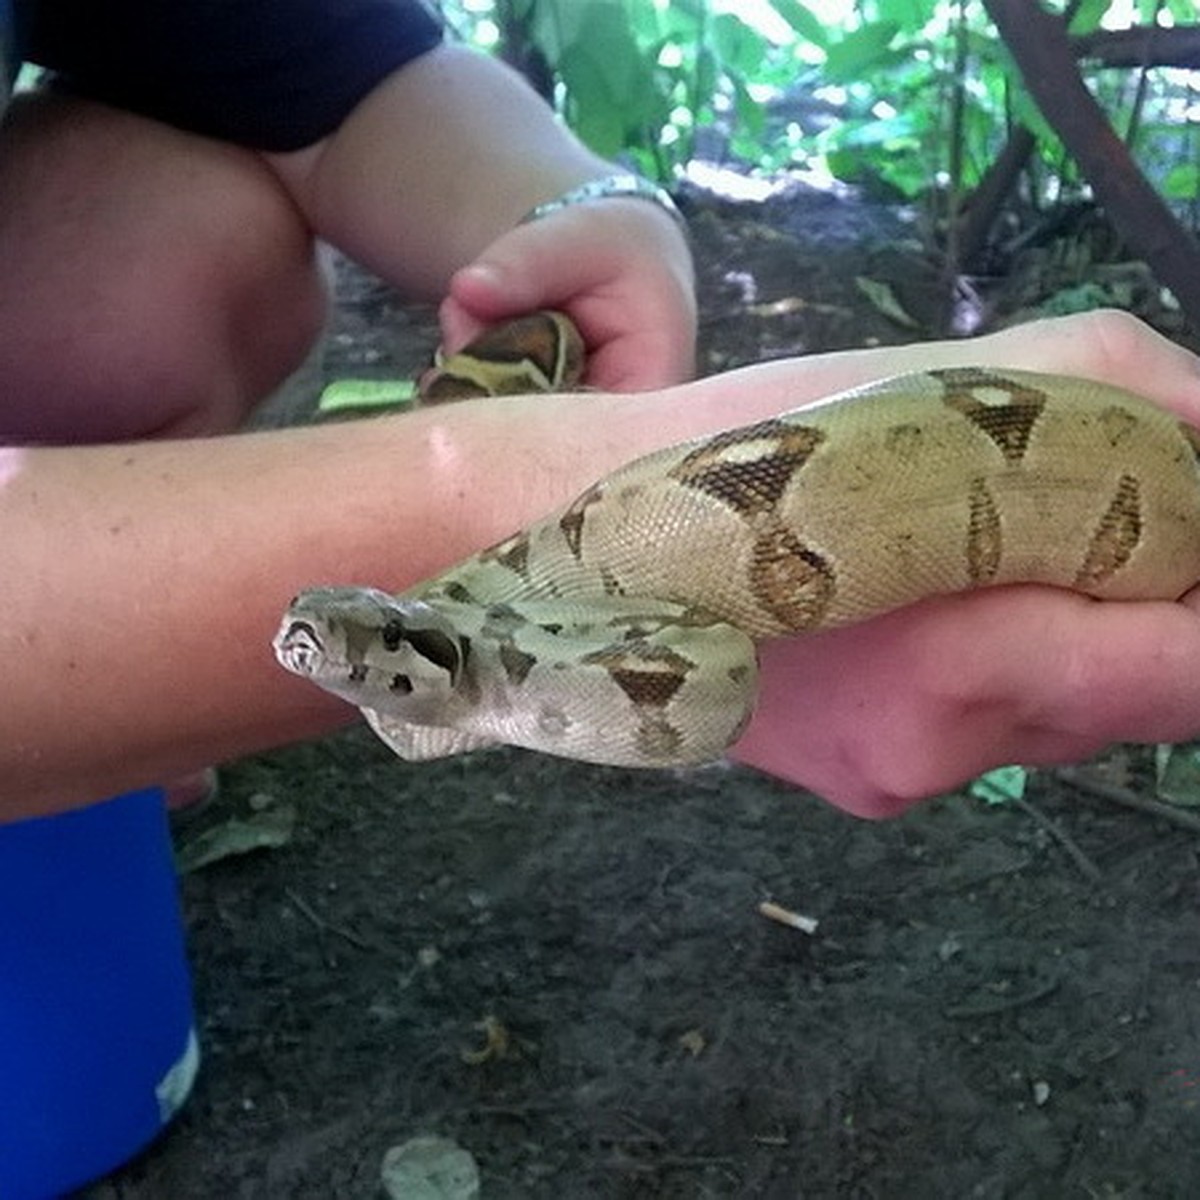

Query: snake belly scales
[274,312,1200,768]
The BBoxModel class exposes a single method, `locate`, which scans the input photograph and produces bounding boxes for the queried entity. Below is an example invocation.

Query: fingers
[440,201,696,390]
[730,585,1200,818]
[976,310,1200,419]
[728,314,1200,818]
[670,310,1200,437]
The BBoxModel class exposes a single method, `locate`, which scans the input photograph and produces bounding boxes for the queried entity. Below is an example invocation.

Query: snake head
[274,587,467,715]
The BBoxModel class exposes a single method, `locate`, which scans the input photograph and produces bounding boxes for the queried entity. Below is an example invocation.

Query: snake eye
[374,613,464,684]
[404,626,461,676]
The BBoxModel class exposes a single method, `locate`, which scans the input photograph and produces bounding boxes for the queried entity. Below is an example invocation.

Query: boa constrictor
[275,312,1200,768]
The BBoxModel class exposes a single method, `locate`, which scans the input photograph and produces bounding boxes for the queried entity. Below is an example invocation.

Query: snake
[274,312,1200,768]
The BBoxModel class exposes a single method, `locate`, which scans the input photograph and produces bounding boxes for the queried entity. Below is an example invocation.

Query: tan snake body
[275,317,1200,768]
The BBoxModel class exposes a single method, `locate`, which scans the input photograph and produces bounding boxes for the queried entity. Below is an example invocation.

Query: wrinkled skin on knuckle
[1079,308,1162,375]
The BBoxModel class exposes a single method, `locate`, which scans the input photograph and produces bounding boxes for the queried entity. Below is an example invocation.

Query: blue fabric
[0,789,196,1198]
[20,0,444,151]
[0,0,14,90]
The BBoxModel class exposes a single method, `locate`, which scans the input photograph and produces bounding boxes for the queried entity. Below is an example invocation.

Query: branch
[981,0,1200,326]
[1073,24,1200,69]
[958,126,1037,266]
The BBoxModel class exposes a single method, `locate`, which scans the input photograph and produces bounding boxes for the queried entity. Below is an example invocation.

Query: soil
[95,181,1200,1199]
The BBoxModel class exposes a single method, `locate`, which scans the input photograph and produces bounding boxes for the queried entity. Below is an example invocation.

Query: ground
[96,182,1200,1199]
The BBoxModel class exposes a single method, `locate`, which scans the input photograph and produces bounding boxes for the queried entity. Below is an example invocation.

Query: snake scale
[275,312,1200,768]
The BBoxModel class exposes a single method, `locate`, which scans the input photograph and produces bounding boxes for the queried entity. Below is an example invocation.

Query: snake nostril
[276,621,325,674]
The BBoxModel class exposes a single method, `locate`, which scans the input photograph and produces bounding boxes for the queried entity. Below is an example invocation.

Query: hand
[728,311,1200,818]
[732,587,1200,818]
[437,197,697,391]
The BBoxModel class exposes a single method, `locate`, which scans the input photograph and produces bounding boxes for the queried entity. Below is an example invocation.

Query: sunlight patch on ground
[683,162,779,203]
[683,159,843,201]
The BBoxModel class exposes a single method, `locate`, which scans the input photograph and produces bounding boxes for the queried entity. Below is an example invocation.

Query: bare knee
[0,92,329,444]
[143,143,332,439]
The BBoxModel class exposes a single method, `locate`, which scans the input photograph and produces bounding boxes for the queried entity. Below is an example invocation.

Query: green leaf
[872,0,930,33]
[1139,0,1192,22]
[841,111,919,146]
[822,21,903,83]
[767,0,829,48]
[1156,743,1200,808]
[693,43,719,112]
[1007,81,1065,159]
[557,4,658,157]
[318,378,416,414]
[524,0,596,61]
[175,802,297,874]
[1048,282,1133,316]
[855,275,920,327]
[1066,0,1110,34]
[730,75,767,139]
[657,0,707,25]
[970,765,1029,806]
[712,12,768,76]
[1164,163,1200,202]
[824,145,916,199]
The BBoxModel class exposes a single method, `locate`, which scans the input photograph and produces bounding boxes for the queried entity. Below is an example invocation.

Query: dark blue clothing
[0,0,14,90]
[18,0,444,151]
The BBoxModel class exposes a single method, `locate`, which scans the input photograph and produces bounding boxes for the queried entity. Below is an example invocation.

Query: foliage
[440,0,824,179]
[435,0,1200,215]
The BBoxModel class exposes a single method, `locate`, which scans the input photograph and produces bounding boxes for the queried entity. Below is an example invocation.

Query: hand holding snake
[438,179,695,392]
[275,311,1200,806]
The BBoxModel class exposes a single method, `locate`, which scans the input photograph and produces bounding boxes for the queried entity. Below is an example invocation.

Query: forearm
[5,311,1191,818]
[1,393,649,817]
[268,45,617,298]
[0,341,930,818]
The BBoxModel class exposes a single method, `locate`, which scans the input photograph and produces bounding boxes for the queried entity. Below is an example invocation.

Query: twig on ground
[284,886,374,952]
[618,1111,668,1146]
[944,974,1060,1019]
[1054,767,1200,835]
[1013,794,1102,881]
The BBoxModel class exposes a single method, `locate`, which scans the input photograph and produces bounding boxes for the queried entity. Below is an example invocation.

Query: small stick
[758,900,819,934]
[1054,767,1200,835]
[944,975,1060,1019]
[1013,795,1102,882]
[284,886,374,952]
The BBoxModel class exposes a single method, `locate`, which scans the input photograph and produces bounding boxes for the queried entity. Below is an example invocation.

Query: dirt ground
[95,182,1200,1199]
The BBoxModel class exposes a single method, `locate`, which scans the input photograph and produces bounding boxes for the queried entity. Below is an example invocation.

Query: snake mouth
[273,619,326,675]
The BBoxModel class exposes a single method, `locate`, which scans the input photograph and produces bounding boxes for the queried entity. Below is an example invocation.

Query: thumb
[439,224,576,352]
[437,264,521,354]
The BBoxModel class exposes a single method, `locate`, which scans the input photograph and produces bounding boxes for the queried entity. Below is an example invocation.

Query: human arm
[25,5,694,389]
[732,587,1200,818]
[726,313,1200,815]
[265,44,696,389]
[4,311,1200,820]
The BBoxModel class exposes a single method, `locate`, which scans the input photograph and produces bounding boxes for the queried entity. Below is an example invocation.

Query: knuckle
[1077,308,1155,375]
